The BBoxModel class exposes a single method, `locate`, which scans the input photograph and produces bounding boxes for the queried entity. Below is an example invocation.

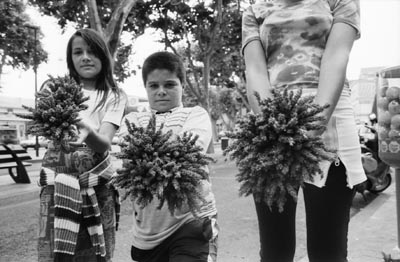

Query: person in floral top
[242,0,366,261]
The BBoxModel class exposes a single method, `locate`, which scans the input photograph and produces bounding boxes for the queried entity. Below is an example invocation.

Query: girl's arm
[69,121,117,153]
[241,5,272,114]
[70,90,127,153]
[243,41,273,114]
[314,22,357,129]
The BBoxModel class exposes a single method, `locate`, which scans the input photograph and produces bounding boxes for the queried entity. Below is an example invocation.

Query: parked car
[20,136,48,149]
[0,125,19,145]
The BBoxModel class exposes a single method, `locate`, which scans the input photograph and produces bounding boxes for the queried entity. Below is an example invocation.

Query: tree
[29,0,251,106]
[210,85,248,133]
[29,0,140,82]
[28,0,252,138]
[0,0,48,88]
[128,0,248,141]
[129,0,245,110]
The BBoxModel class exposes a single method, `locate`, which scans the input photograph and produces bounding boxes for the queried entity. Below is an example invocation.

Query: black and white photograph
[1,0,400,261]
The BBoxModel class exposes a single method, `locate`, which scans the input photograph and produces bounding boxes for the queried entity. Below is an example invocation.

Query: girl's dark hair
[66,28,120,111]
[142,51,186,86]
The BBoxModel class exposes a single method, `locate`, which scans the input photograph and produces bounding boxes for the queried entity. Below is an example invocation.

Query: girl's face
[145,69,183,113]
[71,36,102,80]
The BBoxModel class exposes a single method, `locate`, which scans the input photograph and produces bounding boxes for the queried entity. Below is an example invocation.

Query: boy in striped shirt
[119,51,218,262]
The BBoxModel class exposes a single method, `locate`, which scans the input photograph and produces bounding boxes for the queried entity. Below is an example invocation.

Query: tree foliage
[129,0,246,111]
[29,0,140,82]
[28,0,251,123]
[0,0,48,87]
[209,86,249,131]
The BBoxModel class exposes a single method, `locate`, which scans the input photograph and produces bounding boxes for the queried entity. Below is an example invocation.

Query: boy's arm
[180,107,212,153]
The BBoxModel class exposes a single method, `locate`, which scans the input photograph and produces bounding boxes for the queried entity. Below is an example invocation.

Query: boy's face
[145,69,183,112]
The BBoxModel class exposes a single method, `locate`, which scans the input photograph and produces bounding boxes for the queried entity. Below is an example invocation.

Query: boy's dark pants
[254,161,354,262]
[131,216,217,262]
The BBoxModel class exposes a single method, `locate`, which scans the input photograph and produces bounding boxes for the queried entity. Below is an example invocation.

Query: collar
[151,105,183,115]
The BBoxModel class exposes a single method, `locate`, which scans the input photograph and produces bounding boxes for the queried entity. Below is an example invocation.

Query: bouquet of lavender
[111,116,214,216]
[15,75,89,152]
[225,88,335,212]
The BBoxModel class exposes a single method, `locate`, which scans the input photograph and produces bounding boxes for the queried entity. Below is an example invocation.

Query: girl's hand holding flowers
[15,75,89,153]
[306,119,326,139]
[68,121,92,148]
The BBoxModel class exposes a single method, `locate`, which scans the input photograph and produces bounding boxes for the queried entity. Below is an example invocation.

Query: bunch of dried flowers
[111,116,214,216]
[225,88,335,211]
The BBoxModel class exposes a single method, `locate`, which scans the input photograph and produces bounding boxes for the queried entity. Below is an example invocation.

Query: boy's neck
[152,105,183,114]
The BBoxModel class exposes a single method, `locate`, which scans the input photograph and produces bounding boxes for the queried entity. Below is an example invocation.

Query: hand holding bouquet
[111,116,214,216]
[15,75,89,152]
[225,88,335,212]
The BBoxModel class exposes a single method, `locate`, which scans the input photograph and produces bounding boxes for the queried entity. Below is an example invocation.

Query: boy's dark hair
[142,51,186,86]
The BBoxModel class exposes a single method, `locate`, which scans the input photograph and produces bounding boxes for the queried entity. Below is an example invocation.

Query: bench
[0,144,32,183]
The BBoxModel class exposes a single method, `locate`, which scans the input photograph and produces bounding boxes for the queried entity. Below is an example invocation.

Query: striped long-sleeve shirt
[118,105,218,250]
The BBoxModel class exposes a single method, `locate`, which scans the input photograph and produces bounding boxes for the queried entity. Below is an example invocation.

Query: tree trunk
[86,0,137,58]
[0,48,8,88]
[0,66,3,87]
[210,118,219,143]
[202,55,211,111]
[104,0,137,58]
[202,0,223,136]
[236,83,251,111]
[86,0,103,34]
[182,29,203,103]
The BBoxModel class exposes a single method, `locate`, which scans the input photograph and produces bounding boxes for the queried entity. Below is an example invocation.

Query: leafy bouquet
[111,116,214,216]
[15,75,89,152]
[224,88,335,212]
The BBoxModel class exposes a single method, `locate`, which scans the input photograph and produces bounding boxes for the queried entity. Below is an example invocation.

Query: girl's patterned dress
[38,145,118,262]
[242,0,366,188]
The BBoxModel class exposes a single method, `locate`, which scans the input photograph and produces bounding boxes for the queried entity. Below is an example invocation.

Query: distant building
[126,95,149,113]
[0,95,148,144]
[0,96,34,143]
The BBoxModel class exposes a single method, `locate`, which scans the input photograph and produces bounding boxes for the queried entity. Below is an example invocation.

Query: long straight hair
[66,28,120,111]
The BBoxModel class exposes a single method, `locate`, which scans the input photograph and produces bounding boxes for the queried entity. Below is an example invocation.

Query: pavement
[298,175,400,262]
[1,145,400,261]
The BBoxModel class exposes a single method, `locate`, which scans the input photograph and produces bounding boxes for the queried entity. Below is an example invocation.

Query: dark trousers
[254,162,354,262]
[131,216,218,262]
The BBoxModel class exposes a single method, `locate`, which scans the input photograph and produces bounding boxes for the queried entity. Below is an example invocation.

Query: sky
[1,0,400,100]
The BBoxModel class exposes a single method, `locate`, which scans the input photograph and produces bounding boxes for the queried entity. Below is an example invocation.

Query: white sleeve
[180,106,212,153]
[102,89,128,128]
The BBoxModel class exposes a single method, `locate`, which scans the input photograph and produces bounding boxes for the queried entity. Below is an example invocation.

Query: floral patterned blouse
[242,0,360,89]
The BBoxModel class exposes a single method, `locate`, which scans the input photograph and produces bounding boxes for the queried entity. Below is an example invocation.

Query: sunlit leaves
[0,0,47,73]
